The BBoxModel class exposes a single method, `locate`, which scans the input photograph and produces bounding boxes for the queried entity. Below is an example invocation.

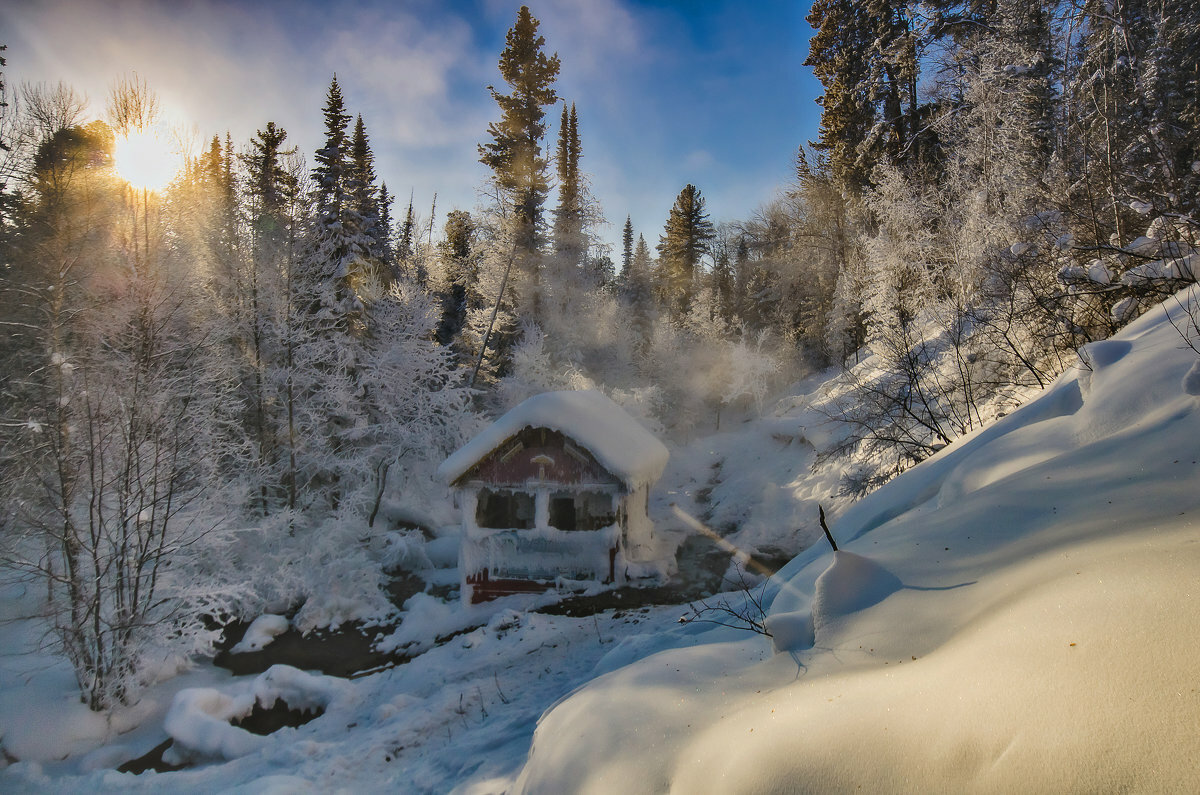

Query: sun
[113,129,179,192]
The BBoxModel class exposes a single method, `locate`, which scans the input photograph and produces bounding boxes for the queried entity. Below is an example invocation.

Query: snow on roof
[438,390,669,489]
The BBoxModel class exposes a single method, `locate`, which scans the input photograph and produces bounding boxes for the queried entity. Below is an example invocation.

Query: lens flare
[113,130,178,192]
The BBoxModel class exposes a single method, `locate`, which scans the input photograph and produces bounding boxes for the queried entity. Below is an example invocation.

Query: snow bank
[163,688,268,763]
[292,594,385,634]
[163,665,353,764]
[437,390,669,489]
[1184,360,1200,396]
[10,289,1200,794]
[375,591,464,654]
[761,610,813,653]
[516,286,1200,793]
[230,614,289,654]
[0,578,170,766]
[810,550,902,630]
[764,551,901,653]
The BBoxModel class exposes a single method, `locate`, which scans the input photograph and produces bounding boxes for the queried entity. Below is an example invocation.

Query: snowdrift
[164,665,353,765]
[516,289,1200,792]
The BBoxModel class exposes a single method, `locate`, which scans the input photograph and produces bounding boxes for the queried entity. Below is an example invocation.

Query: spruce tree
[244,122,297,247]
[622,215,634,273]
[398,192,416,270]
[223,131,237,258]
[711,244,735,324]
[552,102,584,265]
[312,76,350,232]
[240,121,300,513]
[479,5,561,254]
[620,233,656,358]
[349,114,386,273]
[377,181,396,278]
[436,209,477,346]
[657,184,715,318]
[806,0,877,191]
[305,76,370,329]
[806,0,923,191]
[196,136,228,266]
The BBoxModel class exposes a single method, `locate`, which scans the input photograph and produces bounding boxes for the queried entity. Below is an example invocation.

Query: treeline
[0,72,474,707]
[1,1,1198,709]
[0,5,786,711]
[793,0,1200,490]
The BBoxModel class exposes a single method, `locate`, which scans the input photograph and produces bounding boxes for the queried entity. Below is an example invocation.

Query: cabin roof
[438,390,669,490]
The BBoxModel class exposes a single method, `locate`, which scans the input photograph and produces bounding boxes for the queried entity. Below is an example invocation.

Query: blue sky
[3,0,821,256]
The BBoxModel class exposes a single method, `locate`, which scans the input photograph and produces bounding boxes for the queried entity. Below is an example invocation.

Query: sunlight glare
[114,130,179,192]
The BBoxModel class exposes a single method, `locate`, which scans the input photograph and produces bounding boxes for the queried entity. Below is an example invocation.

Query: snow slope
[516,290,1200,792]
[4,292,1198,793]
[0,597,697,792]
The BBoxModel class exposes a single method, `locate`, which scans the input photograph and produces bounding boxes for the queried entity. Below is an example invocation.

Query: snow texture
[762,610,813,653]
[437,390,669,489]
[745,552,903,654]
[229,615,289,654]
[809,550,903,630]
[6,287,1200,794]
[164,665,352,764]
[516,285,1200,794]
[163,688,268,763]
[1183,359,1200,396]
[1122,252,1198,284]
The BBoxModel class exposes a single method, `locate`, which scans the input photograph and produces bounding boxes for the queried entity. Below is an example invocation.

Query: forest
[1,0,1199,715]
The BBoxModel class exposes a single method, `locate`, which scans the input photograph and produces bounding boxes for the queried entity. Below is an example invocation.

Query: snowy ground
[4,290,1200,792]
[518,291,1200,792]
[1,583,706,793]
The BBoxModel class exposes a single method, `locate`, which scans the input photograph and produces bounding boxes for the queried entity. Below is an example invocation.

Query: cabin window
[549,495,576,530]
[476,488,535,529]
[549,490,616,531]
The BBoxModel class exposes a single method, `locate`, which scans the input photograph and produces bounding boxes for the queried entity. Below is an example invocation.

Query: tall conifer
[312,76,350,227]
[377,181,395,277]
[479,5,560,254]
[806,0,923,191]
[552,102,585,265]
[657,184,715,318]
[622,215,634,273]
[306,76,368,326]
[244,121,297,248]
[398,192,416,266]
[349,114,388,278]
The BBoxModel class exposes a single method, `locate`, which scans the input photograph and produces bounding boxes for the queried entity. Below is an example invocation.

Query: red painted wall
[461,427,620,488]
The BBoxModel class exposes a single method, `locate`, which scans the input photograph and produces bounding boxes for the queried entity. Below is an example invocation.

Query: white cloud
[321,7,491,146]
[1,0,809,255]
[2,0,497,223]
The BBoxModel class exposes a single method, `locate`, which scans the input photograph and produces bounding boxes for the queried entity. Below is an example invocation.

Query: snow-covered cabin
[438,390,670,603]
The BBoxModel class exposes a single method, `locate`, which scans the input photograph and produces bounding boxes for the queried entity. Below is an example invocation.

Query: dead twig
[819,505,838,551]
[678,560,773,637]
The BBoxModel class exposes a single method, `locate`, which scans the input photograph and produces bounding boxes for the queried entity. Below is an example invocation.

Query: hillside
[516,290,1200,792]
[3,290,1198,792]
